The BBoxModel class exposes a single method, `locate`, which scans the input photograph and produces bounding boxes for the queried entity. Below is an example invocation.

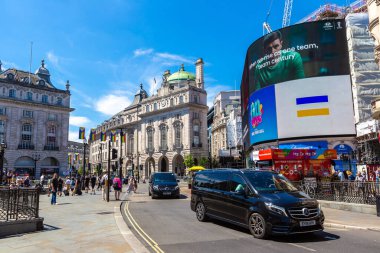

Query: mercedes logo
[302,208,310,216]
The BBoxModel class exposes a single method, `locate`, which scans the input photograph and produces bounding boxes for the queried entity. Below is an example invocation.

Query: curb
[324,222,380,232]
[113,191,150,253]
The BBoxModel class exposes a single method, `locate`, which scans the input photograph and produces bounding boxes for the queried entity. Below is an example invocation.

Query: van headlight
[175,186,179,190]
[264,202,288,217]
[153,185,159,190]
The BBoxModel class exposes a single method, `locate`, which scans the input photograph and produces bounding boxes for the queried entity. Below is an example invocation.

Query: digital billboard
[241,19,355,147]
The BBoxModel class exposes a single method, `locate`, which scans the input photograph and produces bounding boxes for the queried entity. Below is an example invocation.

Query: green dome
[167,64,195,82]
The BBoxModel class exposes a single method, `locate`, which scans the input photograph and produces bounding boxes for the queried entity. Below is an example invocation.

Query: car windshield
[244,171,298,193]
[153,173,176,183]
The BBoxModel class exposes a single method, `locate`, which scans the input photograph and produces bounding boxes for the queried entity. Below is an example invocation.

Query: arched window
[179,96,184,104]
[0,120,5,143]
[9,89,16,98]
[154,103,158,110]
[21,123,32,149]
[42,95,48,103]
[160,125,167,151]
[146,105,150,112]
[57,97,62,105]
[27,92,33,101]
[147,128,154,152]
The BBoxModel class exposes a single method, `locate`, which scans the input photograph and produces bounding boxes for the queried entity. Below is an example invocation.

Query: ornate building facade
[0,60,73,179]
[89,59,208,178]
[368,0,380,65]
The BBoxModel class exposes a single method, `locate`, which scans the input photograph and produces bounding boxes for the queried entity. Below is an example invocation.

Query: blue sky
[0,0,352,141]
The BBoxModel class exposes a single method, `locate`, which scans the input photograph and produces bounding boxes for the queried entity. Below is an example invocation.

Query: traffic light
[112,149,118,159]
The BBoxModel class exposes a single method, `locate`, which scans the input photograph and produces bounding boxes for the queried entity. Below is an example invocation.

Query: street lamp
[32,152,41,180]
[0,141,7,185]
[83,139,88,177]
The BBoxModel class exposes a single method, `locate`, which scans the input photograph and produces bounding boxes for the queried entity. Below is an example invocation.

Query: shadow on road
[206,219,340,242]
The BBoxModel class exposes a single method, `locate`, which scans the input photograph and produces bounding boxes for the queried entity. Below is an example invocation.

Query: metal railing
[294,181,380,205]
[0,187,40,221]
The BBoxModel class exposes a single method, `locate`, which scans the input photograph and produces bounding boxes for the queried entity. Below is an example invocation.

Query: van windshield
[244,171,298,193]
[153,173,177,183]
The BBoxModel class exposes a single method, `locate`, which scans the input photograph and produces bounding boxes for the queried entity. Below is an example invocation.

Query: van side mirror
[177,179,180,182]
[236,188,245,196]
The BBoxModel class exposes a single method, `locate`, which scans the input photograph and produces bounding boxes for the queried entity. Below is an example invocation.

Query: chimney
[195,58,204,89]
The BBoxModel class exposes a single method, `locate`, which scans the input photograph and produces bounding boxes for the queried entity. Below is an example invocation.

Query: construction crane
[263,0,274,34]
[282,0,293,28]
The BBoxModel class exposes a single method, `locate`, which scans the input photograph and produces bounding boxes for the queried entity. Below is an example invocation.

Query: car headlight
[264,202,288,217]
[153,185,159,190]
[318,203,322,214]
[175,186,179,190]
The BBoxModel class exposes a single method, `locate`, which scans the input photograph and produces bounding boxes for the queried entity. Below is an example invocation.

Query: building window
[0,120,5,143]
[128,135,134,154]
[193,124,200,146]
[57,97,62,105]
[174,123,181,148]
[23,110,33,118]
[179,96,184,104]
[154,103,158,110]
[147,128,154,151]
[21,123,32,148]
[46,125,56,148]
[194,95,198,103]
[27,92,33,101]
[170,98,174,106]
[146,105,150,112]
[42,95,48,103]
[0,107,6,115]
[160,125,167,150]
[9,89,16,98]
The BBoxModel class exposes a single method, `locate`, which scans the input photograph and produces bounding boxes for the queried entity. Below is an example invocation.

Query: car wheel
[148,190,151,196]
[176,194,180,199]
[248,213,268,239]
[195,202,207,222]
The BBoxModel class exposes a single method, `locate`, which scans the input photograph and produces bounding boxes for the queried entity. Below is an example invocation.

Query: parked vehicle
[149,172,180,199]
[190,169,324,239]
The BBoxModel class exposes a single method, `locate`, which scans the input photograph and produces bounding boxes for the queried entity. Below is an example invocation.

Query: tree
[77,167,83,176]
[199,157,208,168]
[184,154,194,168]
[95,165,102,176]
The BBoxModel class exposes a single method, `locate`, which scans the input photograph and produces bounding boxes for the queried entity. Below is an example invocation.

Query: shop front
[251,149,337,181]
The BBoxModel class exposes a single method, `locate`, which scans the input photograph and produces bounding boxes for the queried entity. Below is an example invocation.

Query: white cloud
[205,84,232,108]
[47,51,59,66]
[70,116,91,127]
[95,94,131,116]
[69,131,81,142]
[155,52,194,64]
[134,48,154,57]
[1,60,19,70]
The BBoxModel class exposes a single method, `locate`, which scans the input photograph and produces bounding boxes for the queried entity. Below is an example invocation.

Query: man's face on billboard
[264,39,282,54]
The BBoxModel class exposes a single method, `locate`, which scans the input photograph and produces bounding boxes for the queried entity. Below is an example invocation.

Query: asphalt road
[122,184,380,253]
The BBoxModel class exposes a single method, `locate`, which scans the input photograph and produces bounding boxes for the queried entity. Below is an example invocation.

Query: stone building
[210,91,242,167]
[0,60,73,179]
[368,0,380,65]
[89,59,208,178]
[67,141,90,176]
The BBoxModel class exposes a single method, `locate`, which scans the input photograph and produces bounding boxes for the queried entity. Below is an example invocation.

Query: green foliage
[199,157,208,168]
[95,166,102,176]
[77,167,83,175]
[184,154,194,168]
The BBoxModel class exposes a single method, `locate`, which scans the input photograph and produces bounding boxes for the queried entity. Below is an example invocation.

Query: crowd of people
[40,173,140,205]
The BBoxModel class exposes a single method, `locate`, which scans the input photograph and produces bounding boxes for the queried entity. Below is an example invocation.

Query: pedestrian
[23,176,31,187]
[90,174,96,195]
[65,177,71,195]
[50,173,58,205]
[113,175,122,200]
[85,175,90,193]
[58,177,64,197]
[70,177,76,195]
[40,173,45,187]
[127,176,135,194]
[97,175,102,190]
[355,172,366,197]
[101,173,109,200]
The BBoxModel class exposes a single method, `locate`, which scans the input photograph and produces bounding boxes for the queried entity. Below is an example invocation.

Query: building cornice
[0,79,69,95]
[0,96,74,112]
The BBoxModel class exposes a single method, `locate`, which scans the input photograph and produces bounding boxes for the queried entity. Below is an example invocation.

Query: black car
[149,172,180,199]
[190,169,324,239]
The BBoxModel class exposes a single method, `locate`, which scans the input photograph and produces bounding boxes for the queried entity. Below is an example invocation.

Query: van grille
[287,207,319,219]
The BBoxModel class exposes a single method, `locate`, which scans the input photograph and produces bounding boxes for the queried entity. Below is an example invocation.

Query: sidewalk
[0,187,138,253]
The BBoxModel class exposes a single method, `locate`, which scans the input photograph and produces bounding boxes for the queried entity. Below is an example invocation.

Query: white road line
[288,243,316,252]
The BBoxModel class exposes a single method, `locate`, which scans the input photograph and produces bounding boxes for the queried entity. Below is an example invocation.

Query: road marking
[288,243,316,252]
[124,201,165,253]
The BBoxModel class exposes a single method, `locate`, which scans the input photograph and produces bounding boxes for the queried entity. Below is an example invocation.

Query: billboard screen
[241,19,355,147]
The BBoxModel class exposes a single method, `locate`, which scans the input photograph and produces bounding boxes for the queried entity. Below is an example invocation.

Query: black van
[149,172,180,199]
[190,169,324,239]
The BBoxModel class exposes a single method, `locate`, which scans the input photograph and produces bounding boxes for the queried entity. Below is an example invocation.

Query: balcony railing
[173,143,183,149]
[44,145,59,151]
[18,143,34,150]
[159,145,168,151]
[192,143,202,148]
[145,147,154,153]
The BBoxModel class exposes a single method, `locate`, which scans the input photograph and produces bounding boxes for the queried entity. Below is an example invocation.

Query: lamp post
[0,141,7,185]
[83,139,88,177]
[32,152,41,180]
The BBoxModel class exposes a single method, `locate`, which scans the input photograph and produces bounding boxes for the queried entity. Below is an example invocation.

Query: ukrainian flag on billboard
[111,130,116,142]
[79,127,85,139]
[101,131,106,141]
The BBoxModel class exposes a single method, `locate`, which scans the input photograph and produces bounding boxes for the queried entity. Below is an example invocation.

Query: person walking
[50,173,58,205]
[90,174,96,195]
[40,173,45,187]
[65,177,71,195]
[101,173,109,201]
[85,175,90,193]
[97,175,102,190]
[113,175,122,200]
[57,177,64,197]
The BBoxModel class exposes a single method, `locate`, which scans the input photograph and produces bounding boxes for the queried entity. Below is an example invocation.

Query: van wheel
[195,202,207,222]
[248,213,268,239]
